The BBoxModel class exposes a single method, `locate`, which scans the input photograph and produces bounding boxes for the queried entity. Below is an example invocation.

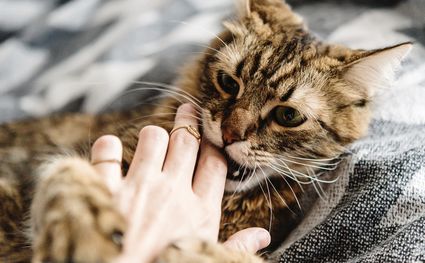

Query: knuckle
[200,157,227,174]
[171,130,198,148]
[93,135,120,151]
[139,126,169,142]
[177,103,195,115]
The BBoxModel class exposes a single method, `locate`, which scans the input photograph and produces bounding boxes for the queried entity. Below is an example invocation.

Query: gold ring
[91,159,122,166]
[170,125,201,143]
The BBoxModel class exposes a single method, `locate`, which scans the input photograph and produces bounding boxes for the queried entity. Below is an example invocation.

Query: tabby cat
[0,0,411,262]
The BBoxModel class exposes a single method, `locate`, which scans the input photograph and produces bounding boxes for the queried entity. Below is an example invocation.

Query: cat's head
[190,0,411,191]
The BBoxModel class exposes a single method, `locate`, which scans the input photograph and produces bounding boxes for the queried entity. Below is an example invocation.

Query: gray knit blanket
[0,0,424,262]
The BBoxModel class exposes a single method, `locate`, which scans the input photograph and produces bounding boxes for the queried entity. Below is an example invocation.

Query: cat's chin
[224,154,269,192]
[225,154,255,182]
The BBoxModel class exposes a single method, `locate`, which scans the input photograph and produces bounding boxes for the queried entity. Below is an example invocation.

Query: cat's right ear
[342,42,412,97]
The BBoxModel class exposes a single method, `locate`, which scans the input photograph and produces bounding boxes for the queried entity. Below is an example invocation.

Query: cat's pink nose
[222,125,243,145]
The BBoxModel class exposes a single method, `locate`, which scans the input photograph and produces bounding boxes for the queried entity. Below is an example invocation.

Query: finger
[223,228,271,253]
[192,140,227,206]
[162,103,200,183]
[91,135,123,194]
[126,126,169,183]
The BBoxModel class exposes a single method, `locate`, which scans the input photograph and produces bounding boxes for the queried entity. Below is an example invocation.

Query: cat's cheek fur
[202,110,224,147]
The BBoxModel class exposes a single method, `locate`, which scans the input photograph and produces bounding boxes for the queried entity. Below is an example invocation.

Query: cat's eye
[217,71,240,97]
[273,106,306,127]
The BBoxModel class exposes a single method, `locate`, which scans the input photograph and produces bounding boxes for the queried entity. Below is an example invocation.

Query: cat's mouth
[225,154,256,181]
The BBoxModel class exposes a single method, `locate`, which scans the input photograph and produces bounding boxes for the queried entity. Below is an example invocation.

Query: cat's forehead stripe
[236,57,246,77]
[280,86,296,102]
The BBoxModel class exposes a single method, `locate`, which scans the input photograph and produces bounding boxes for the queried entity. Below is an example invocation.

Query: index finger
[91,135,123,194]
[192,140,227,206]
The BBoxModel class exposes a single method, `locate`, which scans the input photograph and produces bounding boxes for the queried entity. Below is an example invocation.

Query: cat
[0,0,411,262]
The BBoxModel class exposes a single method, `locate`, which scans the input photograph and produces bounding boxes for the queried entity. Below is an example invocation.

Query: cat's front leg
[155,239,266,263]
[31,157,126,263]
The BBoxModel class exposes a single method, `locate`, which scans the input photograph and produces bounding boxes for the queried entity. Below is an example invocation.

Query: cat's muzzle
[225,154,255,181]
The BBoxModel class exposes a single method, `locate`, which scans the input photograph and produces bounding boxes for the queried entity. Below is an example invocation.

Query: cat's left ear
[236,0,303,26]
[343,42,412,96]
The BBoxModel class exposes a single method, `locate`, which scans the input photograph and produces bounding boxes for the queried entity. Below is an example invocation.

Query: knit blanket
[0,0,424,262]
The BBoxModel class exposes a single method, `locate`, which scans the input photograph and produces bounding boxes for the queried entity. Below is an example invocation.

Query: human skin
[90,104,271,263]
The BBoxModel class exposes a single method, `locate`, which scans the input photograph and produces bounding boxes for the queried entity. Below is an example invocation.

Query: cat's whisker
[128,85,203,111]
[132,81,202,104]
[234,162,250,194]
[125,87,200,111]
[258,165,297,214]
[266,162,312,185]
[266,163,302,211]
[254,164,273,233]
[126,92,202,117]
[258,166,274,232]
[125,112,203,125]
[266,156,306,193]
[284,154,342,166]
[256,151,339,168]
[190,43,231,61]
[240,163,257,191]
[307,168,327,201]
[228,162,246,200]
[271,161,339,184]
[272,155,339,171]
[170,20,230,51]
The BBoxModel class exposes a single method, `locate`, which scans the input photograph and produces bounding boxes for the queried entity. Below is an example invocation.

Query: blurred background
[0,0,424,124]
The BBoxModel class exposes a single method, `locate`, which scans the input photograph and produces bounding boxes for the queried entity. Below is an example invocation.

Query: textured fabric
[0,0,424,262]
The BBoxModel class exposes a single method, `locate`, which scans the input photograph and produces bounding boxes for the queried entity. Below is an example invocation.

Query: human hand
[91,104,270,262]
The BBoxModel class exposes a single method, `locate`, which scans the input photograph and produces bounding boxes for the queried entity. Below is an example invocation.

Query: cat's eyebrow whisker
[170,20,230,51]
[132,81,202,104]
[130,93,203,116]
[126,112,203,125]
[129,85,203,111]
[141,120,205,129]
[191,43,231,61]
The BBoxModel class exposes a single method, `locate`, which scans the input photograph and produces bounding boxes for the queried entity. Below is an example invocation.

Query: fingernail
[256,229,271,249]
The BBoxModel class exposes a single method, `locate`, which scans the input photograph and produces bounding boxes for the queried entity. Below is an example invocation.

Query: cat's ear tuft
[236,0,302,26]
[343,42,412,97]
[236,0,252,18]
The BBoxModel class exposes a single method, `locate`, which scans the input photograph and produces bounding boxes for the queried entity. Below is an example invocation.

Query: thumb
[223,228,271,253]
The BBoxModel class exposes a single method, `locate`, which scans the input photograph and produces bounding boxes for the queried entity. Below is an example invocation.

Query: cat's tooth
[233,170,240,177]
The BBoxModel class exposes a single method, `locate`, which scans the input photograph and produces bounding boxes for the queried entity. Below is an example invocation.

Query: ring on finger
[169,125,201,143]
[91,159,122,166]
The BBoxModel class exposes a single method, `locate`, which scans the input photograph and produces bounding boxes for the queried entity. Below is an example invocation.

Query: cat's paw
[155,239,265,263]
[31,157,126,263]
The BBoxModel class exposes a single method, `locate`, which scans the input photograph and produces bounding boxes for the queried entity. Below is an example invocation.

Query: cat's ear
[236,0,303,27]
[343,42,412,97]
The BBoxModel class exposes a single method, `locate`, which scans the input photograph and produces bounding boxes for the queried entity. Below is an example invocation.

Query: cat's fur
[0,0,411,262]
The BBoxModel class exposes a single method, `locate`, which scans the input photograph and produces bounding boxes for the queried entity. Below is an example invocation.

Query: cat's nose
[221,108,256,145]
[222,125,243,145]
